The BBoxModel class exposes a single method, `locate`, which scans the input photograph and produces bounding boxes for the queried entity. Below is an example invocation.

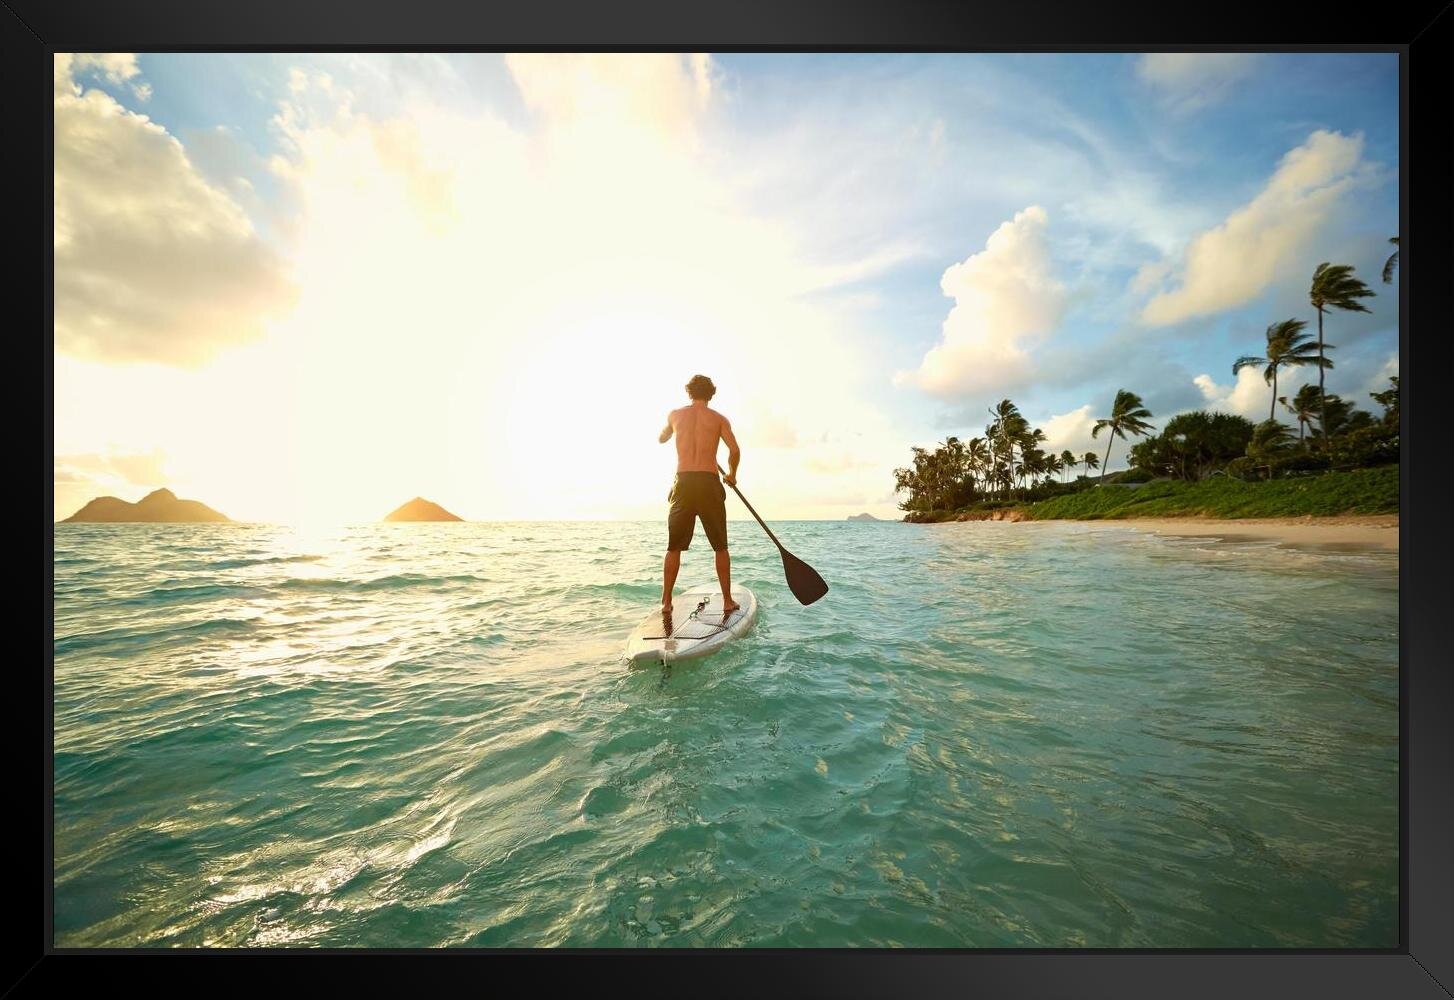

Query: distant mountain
[846,513,881,521]
[383,497,463,522]
[62,488,231,523]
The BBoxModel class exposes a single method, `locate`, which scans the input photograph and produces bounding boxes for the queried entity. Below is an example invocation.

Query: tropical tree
[1059,449,1076,482]
[986,399,1027,497]
[1232,318,1328,422]
[1091,390,1155,483]
[1318,395,1376,438]
[1309,262,1376,441]
[1279,384,1321,444]
[1370,375,1399,427]
[1245,420,1297,480]
[1081,451,1099,478]
[966,436,990,493]
[1382,237,1400,284]
[1129,411,1255,480]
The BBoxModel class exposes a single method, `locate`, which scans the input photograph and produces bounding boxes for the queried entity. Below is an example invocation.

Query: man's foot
[721,598,741,616]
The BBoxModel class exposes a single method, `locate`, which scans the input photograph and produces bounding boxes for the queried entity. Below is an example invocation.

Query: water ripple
[53,520,1398,948]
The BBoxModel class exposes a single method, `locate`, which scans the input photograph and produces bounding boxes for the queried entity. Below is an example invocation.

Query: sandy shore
[1096,515,1399,552]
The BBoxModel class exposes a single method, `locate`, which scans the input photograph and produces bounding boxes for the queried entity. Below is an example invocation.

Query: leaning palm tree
[987,399,1025,497]
[1091,390,1155,483]
[1382,237,1399,284]
[1081,451,1099,478]
[1310,262,1375,441]
[1059,449,1076,483]
[966,436,989,494]
[1233,318,1329,422]
[1279,383,1321,444]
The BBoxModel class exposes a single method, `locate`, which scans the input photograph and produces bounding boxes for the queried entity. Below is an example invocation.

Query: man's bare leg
[715,549,740,614]
[662,550,681,611]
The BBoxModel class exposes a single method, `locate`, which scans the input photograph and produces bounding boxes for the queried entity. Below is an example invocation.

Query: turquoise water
[52,520,1398,948]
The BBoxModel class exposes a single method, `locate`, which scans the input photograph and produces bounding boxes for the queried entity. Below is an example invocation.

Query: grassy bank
[906,466,1398,522]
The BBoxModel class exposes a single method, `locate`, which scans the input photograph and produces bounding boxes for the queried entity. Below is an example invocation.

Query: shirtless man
[658,374,741,616]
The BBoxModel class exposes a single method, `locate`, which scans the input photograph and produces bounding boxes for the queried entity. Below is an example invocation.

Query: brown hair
[685,374,716,401]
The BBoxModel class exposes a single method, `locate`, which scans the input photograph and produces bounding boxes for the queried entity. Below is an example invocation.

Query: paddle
[717,464,829,606]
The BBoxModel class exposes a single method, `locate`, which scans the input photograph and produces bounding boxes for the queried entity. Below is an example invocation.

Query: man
[658,374,741,616]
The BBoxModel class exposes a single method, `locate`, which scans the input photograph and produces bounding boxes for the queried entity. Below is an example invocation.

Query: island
[846,513,881,521]
[383,497,463,522]
[61,488,231,523]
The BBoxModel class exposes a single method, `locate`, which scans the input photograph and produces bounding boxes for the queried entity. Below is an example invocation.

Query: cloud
[1038,404,1099,458]
[57,52,153,100]
[90,56,908,522]
[1192,365,1301,421]
[504,53,716,148]
[57,446,168,482]
[895,206,1068,398]
[54,54,296,366]
[1137,130,1376,327]
[1136,53,1260,112]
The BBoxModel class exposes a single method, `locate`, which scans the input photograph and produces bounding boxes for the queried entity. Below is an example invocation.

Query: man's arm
[720,417,741,485]
[658,412,674,444]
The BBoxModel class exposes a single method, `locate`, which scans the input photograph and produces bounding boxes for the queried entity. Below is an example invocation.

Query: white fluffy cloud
[1038,404,1100,459]
[1192,366,1301,421]
[1137,53,1259,111]
[1138,130,1374,326]
[895,206,1068,398]
[504,53,717,149]
[54,54,295,366]
[51,54,910,522]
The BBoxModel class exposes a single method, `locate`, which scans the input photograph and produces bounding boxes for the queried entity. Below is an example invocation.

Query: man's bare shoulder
[707,407,731,424]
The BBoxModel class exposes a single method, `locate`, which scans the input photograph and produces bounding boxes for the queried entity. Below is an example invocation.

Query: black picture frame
[18,2,1452,996]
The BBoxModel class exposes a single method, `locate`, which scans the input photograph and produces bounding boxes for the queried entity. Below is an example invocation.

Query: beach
[1105,514,1399,551]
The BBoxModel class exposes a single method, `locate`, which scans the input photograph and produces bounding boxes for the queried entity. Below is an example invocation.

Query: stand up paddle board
[624,584,758,665]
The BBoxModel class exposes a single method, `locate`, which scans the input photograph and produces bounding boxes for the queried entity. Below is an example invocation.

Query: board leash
[642,594,734,640]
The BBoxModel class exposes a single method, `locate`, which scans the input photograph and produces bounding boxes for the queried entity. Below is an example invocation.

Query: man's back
[671,404,729,473]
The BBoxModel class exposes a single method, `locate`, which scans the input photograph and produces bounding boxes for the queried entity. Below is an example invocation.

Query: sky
[53,52,1400,524]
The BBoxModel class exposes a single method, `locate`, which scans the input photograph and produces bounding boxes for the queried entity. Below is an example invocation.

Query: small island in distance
[62,488,231,523]
[846,513,881,521]
[383,497,463,522]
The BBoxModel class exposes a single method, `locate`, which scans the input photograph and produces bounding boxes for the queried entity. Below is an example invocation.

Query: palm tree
[1091,390,1155,483]
[1046,454,1065,483]
[1059,449,1076,483]
[1081,451,1099,478]
[1279,383,1321,444]
[1232,318,1329,422]
[1247,420,1296,480]
[1310,262,1375,441]
[987,399,1025,497]
[966,436,989,494]
[1382,237,1399,284]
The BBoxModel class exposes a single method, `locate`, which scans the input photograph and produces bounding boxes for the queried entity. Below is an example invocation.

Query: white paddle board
[624,584,758,665]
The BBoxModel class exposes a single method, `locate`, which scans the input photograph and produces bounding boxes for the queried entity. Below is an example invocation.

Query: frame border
[19,2,1452,997]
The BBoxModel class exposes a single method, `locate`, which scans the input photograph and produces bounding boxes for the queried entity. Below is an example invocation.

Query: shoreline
[913,512,1399,551]
[1071,514,1399,552]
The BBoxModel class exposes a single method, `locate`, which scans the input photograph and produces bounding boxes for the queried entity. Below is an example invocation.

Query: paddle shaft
[717,464,786,552]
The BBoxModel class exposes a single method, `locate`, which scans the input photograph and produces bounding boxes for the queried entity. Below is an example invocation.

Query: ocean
[52,519,1399,948]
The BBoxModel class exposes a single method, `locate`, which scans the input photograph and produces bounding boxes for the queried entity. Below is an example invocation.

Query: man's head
[685,374,716,402]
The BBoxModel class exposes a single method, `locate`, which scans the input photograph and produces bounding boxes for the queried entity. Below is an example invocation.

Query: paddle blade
[780,548,829,606]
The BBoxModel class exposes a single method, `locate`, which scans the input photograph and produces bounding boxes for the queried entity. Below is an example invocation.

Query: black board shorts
[667,471,728,552]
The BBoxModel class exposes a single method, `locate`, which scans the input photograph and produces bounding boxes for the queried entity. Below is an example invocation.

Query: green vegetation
[1017,466,1397,520]
[893,253,1399,522]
